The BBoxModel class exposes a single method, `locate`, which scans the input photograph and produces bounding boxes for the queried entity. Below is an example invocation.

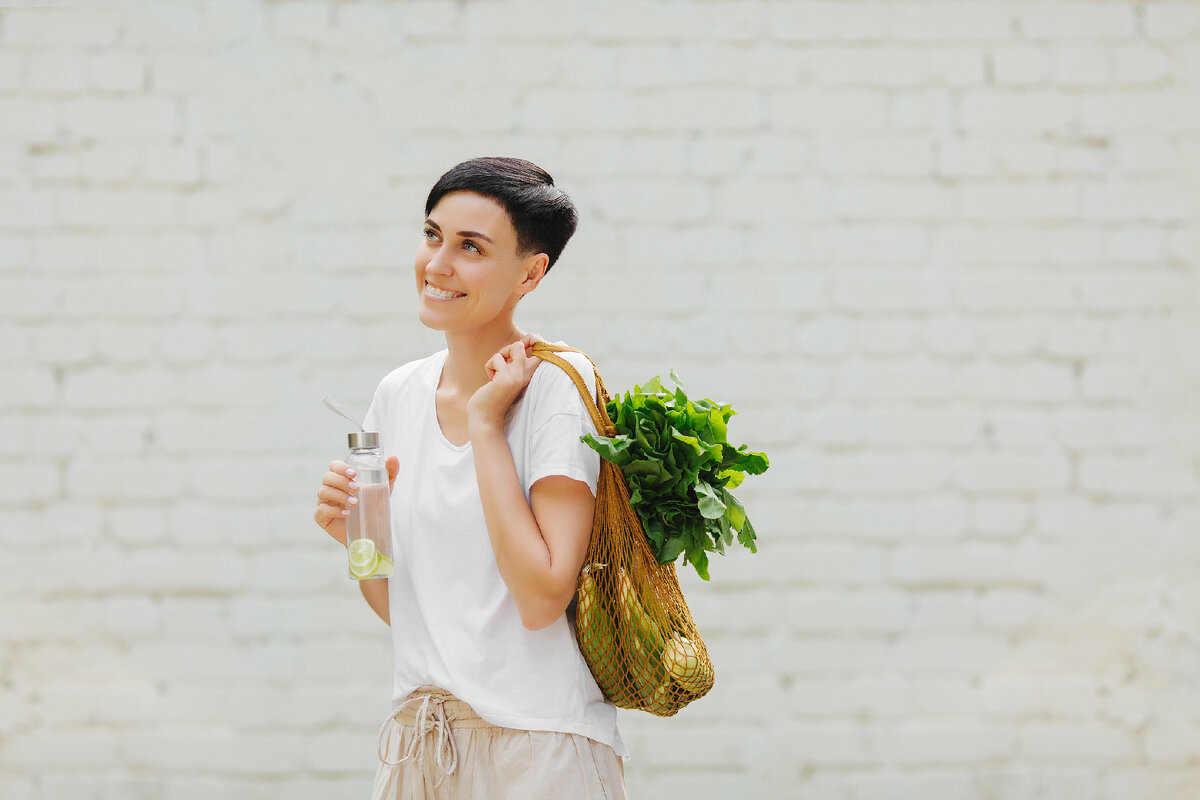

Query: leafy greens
[581,370,769,580]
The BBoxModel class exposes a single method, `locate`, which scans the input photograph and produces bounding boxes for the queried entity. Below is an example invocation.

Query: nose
[424,246,453,277]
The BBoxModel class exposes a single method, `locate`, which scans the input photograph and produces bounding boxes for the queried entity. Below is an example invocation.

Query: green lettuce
[581,371,769,580]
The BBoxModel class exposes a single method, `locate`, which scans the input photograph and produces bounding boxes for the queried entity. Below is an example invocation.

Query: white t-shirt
[363,343,627,757]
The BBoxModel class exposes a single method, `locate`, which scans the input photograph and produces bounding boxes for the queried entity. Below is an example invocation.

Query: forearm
[469,422,562,627]
[359,577,390,625]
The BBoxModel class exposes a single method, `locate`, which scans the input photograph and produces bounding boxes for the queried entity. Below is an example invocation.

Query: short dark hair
[424,157,578,273]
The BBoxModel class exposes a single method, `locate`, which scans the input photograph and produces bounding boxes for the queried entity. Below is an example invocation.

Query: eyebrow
[424,219,495,245]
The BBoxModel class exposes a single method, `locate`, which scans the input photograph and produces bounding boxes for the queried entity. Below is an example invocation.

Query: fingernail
[346,468,356,477]
[348,481,359,490]
[347,496,358,505]
[341,509,350,516]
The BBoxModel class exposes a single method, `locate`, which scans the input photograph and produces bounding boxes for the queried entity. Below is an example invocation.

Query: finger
[318,485,356,510]
[386,456,400,491]
[323,470,357,493]
[329,459,357,479]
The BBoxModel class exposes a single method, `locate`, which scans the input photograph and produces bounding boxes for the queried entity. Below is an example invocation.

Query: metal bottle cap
[347,431,380,449]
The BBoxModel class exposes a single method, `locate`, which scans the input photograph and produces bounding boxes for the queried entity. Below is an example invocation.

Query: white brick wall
[1,1,1198,798]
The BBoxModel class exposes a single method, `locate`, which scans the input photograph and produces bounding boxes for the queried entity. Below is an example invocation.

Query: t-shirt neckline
[430,350,472,453]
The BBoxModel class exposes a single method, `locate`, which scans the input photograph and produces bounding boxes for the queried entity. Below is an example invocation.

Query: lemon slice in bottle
[347,538,380,579]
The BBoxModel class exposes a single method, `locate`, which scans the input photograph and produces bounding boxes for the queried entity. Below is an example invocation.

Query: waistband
[387,685,493,730]
[377,685,485,786]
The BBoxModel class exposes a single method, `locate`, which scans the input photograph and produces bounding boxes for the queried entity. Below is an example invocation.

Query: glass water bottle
[344,431,394,580]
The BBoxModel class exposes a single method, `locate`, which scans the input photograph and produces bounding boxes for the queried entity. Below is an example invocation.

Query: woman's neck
[439,319,526,400]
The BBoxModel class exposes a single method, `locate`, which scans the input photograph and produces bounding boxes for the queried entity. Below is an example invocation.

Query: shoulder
[530,341,598,400]
[373,349,446,399]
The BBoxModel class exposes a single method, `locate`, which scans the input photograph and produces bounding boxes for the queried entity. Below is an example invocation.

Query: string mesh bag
[531,342,714,716]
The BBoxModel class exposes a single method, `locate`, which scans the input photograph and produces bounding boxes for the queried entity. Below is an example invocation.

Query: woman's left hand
[466,333,545,432]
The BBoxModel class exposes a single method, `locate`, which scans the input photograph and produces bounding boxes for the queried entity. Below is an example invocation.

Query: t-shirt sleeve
[362,387,383,434]
[525,355,602,497]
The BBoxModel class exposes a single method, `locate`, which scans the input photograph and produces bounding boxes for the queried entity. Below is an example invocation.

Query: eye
[462,240,482,254]
[423,227,439,242]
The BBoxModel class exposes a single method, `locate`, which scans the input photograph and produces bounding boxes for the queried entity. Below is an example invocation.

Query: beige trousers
[372,686,627,800]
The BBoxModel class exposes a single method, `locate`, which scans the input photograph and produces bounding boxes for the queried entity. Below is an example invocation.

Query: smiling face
[414,191,549,334]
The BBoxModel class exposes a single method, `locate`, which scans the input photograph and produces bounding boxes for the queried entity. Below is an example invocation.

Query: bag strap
[529,342,616,438]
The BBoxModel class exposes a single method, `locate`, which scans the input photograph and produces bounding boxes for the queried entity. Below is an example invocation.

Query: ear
[517,253,549,296]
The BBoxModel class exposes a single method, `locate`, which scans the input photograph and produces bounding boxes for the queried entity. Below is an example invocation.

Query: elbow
[519,606,560,632]
[517,587,573,632]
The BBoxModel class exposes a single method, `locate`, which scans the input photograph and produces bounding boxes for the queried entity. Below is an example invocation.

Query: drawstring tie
[377,691,459,787]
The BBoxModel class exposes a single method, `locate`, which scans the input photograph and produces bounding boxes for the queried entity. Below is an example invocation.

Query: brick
[837,360,954,401]
[787,721,878,766]
[1,367,57,406]
[1144,2,1200,38]
[815,134,931,177]
[1053,44,1113,86]
[87,52,146,93]
[769,88,888,130]
[1044,319,1110,357]
[957,361,1074,402]
[1080,89,1198,132]
[888,722,1017,764]
[1018,722,1136,761]
[960,182,1078,221]
[0,52,23,92]
[978,589,1043,630]
[1104,770,1200,799]
[857,318,917,355]
[809,46,929,87]
[25,51,84,94]
[0,98,56,138]
[956,275,1075,311]
[620,43,748,88]
[638,87,762,132]
[143,144,201,185]
[836,180,958,220]
[747,44,806,87]
[1086,178,1193,222]
[1053,409,1157,449]
[587,178,710,224]
[1115,43,1172,85]
[1080,361,1141,401]
[716,178,830,222]
[835,274,953,311]
[1,8,123,46]
[1111,135,1180,176]
[785,589,908,633]
[890,543,1021,586]
[807,408,976,448]
[827,452,950,492]
[1079,455,1197,497]
[2,729,121,770]
[0,186,55,228]
[1016,4,1137,38]
[60,97,178,140]
[921,315,978,357]
[769,2,893,42]
[993,44,1051,85]
[524,89,637,132]
[59,188,179,228]
[962,91,1076,132]
[0,778,33,800]
[984,410,1054,448]
[889,2,1012,41]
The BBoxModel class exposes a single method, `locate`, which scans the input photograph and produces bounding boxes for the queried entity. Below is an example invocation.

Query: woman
[313,157,627,799]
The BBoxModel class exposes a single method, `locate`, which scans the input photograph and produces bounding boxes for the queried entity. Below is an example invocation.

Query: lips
[424,281,465,300]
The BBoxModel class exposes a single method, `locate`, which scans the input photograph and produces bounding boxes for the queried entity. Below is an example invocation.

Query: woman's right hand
[314,456,400,546]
